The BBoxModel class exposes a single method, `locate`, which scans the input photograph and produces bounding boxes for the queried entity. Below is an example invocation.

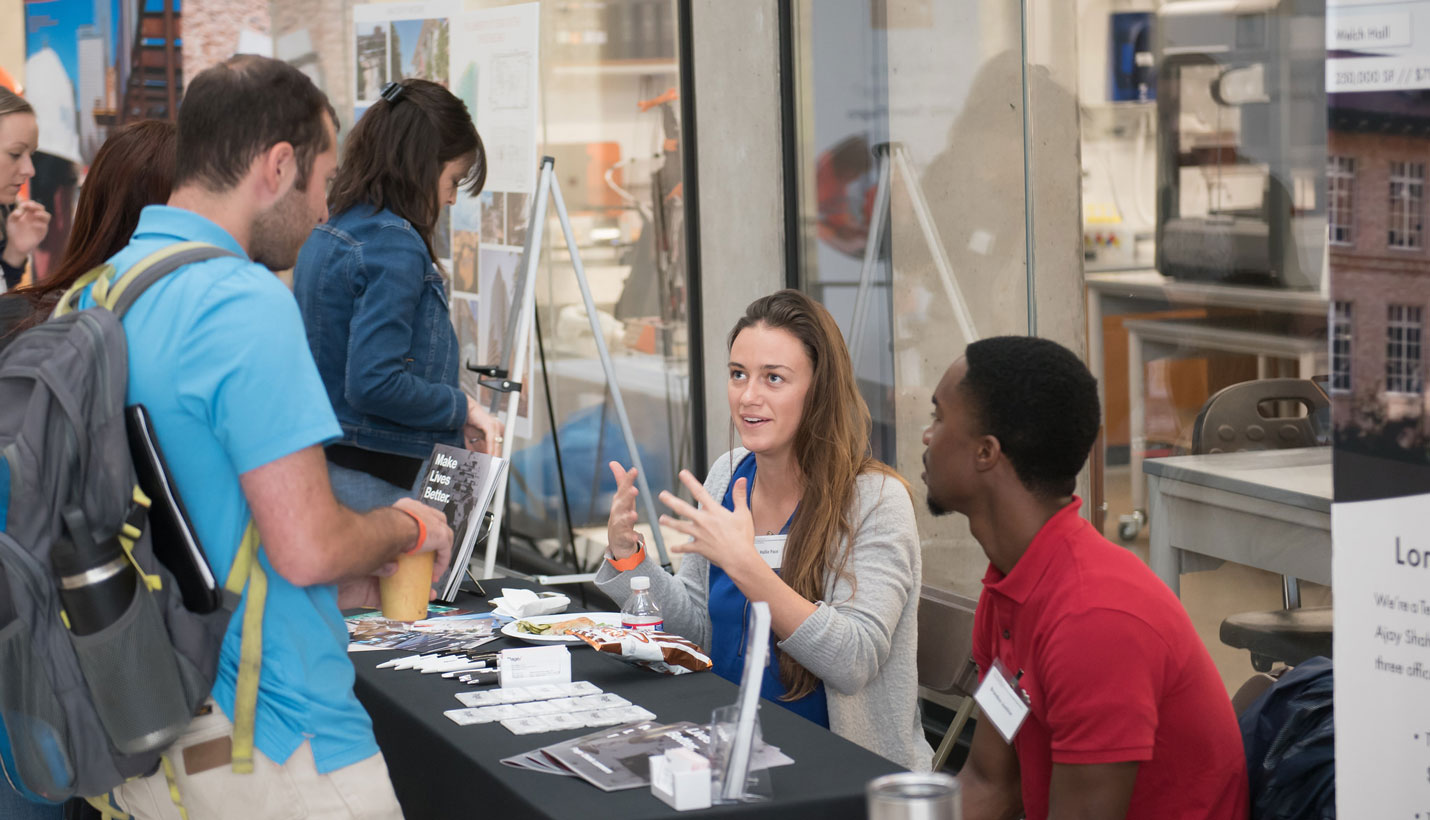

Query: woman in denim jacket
[294,79,502,510]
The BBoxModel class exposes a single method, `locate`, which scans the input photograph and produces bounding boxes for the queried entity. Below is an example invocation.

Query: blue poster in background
[21,0,181,280]
[23,0,126,165]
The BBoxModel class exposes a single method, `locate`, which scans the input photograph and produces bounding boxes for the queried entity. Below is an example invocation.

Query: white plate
[499,612,624,644]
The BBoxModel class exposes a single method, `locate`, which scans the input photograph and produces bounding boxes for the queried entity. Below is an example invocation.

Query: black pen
[376,648,450,670]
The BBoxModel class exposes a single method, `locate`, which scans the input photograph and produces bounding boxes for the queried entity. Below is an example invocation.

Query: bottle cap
[630,575,650,591]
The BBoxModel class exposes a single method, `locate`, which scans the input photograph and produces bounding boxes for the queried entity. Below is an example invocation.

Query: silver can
[866,772,963,820]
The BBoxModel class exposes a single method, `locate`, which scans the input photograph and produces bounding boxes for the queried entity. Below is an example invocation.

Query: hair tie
[380,82,406,104]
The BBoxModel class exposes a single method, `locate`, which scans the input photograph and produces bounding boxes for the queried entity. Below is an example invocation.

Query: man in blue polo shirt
[92,56,453,820]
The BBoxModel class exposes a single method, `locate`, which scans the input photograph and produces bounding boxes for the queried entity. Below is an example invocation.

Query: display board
[450,1,539,439]
[1329,0,1430,814]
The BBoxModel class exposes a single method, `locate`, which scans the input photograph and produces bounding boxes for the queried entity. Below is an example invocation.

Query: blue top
[78,206,375,774]
[708,453,829,727]
[293,206,465,460]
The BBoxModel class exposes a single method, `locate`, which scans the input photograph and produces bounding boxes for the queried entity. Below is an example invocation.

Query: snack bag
[569,627,712,675]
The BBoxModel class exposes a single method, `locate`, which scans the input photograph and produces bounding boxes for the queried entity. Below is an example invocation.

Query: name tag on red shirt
[974,660,1030,743]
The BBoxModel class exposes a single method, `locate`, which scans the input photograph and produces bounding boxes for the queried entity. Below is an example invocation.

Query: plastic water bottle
[621,576,663,633]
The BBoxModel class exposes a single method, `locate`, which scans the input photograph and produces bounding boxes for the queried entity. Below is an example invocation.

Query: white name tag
[754,535,786,570]
[973,661,1030,744]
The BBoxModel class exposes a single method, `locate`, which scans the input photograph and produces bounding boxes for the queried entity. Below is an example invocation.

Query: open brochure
[418,443,508,601]
[344,606,507,652]
[500,721,794,793]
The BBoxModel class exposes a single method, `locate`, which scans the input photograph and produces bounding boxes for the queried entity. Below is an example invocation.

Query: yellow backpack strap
[52,265,114,318]
[116,486,163,593]
[159,754,191,820]
[51,241,217,318]
[83,793,131,820]
[102,241,213,312]
[222,520,265,775]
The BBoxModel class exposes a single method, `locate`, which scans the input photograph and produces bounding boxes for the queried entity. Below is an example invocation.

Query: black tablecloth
[352,578,901,819]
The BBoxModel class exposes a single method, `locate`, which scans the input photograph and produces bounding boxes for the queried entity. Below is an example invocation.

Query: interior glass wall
[268,0,694,569]
[788,0,1035,602]
[1076,0,1329,690]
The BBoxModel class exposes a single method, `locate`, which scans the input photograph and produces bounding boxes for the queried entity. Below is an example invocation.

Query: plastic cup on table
[379,551,435,622]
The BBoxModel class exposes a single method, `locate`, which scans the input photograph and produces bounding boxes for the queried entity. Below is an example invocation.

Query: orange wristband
[607,535,646,571]
[397,507,426,554]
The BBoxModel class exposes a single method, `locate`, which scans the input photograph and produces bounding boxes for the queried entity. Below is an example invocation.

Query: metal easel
[848,142,979,369]
[470,156,673,581]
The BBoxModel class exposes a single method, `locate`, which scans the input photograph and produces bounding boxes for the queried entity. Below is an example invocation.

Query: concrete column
[690,0,787,464]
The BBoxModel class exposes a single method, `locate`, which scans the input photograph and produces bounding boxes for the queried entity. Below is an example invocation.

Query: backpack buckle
[124,502,147,538]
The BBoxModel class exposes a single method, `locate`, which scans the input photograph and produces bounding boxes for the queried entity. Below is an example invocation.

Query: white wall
[1,0,25,87]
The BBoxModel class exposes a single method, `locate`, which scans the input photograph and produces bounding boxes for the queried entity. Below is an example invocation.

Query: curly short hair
[961,336,1101,498]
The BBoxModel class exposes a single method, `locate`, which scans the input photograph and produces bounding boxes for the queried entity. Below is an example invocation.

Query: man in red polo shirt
[921,336,1248,820]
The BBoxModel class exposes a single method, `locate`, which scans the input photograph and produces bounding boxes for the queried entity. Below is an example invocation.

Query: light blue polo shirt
[79,206,375,773]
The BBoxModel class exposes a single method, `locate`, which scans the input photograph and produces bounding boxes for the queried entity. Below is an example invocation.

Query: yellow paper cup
[379,550,436,622]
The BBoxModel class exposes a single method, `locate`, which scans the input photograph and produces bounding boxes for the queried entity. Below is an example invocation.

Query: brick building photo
[1328,88,1430,499]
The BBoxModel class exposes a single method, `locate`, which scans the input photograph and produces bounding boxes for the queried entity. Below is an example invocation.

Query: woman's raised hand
[4,201,50,261]
[659,471,759,577]
[606,462,642,560]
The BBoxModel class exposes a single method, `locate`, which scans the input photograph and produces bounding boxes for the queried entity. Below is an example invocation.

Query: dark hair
[327,79,485,263]
[960,336,1101,498]
[174,55,336,193]
[4,120,177,334]
[727,289,907,701]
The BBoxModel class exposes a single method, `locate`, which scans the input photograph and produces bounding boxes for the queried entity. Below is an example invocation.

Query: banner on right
[1329,0,1430,813]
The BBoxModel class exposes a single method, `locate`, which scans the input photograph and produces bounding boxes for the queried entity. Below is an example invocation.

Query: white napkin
[491,588,570,619]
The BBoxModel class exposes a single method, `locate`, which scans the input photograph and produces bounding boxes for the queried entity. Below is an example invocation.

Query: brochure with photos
[500,721,794,792]
[418,443,508,600]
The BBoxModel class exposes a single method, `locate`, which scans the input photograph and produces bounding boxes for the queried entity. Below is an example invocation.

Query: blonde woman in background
[0,88,49,292]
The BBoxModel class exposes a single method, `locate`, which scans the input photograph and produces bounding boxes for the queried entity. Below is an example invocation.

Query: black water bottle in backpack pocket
[53,509,190,756]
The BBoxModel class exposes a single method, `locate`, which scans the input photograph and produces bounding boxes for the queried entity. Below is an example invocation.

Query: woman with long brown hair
[0,119,177,346]
[598,289,931,771]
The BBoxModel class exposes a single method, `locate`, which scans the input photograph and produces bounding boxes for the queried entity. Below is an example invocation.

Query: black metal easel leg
[584,384,613,528]
[533,309,587,606]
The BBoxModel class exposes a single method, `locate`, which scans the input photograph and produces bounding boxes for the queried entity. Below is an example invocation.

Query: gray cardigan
[595,448,933,772]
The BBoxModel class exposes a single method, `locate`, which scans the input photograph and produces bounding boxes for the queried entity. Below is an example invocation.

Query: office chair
[916,585,980,772]
[1190,378,1333,672]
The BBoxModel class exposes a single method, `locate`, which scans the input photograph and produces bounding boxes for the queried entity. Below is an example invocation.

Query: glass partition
[268,0,694,567]
[1077,0,1330,690]
[788,0,1034,601]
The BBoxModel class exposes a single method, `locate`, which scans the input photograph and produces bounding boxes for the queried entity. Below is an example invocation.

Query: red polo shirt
[972,499,1248,820]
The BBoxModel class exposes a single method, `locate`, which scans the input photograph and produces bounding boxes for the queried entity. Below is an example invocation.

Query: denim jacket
[294,206,465,459]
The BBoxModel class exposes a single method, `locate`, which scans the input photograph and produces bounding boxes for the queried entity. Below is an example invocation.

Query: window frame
[1328,155,1355,247]
[1331,300,1353,393]
[1388,161,1425,251]
[1386,303,1424,395]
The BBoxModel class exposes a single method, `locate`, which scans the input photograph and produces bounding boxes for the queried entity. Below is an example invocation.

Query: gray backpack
[0,242,267,806]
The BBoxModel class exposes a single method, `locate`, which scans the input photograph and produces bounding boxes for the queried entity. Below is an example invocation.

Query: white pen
[420,657,475,674]
[394,654,440,671]
[438,661,499,677]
